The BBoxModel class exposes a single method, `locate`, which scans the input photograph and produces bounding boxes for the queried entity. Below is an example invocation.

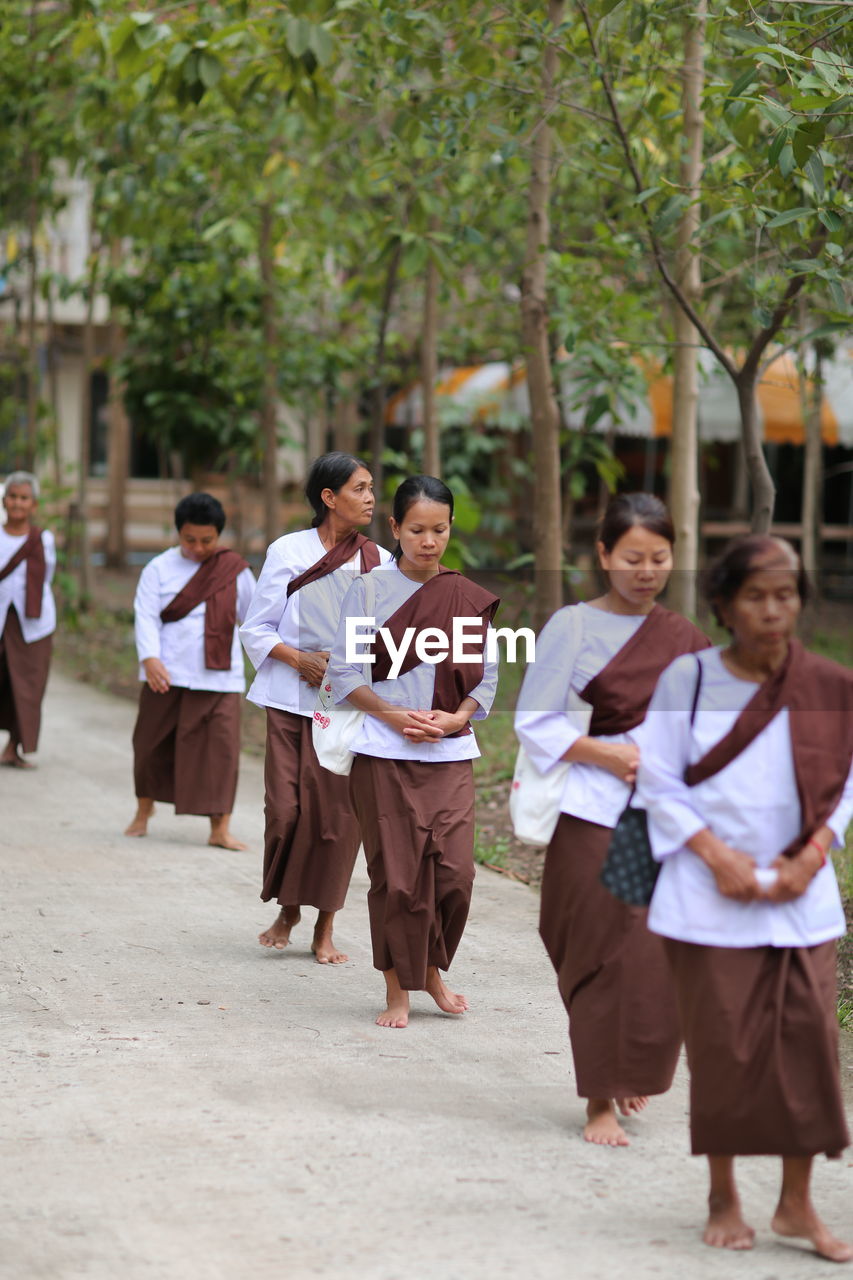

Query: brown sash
[287,532,381,598]
[372,569,500,732]
[0,527,46,619]
[160,548,249,671]
[580,603,711,736]
[684,640,853,857]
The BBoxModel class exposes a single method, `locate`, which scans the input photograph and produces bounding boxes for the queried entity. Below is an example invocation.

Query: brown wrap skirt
[540,814,682,1099]
[132,684,240,816]
[350,754,475,990]
[664,938,849,1158]
[261,708,360,913]
[0,606,52,754]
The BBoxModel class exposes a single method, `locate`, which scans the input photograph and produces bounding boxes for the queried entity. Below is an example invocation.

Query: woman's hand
[402,709,465,742]
[294,650,329,688]
[602,743,639,785]
[382,705,443,742]
[764,841,825,903]
[142,657,171,693]
[688,829,761,902]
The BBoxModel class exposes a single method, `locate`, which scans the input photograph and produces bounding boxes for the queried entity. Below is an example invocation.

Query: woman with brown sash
[514,493,709,1146]
[639,535,852,1262]
[240,453,391,964]
[0,472,56,768]
[326,475,499,1027]
[125,492,256,849]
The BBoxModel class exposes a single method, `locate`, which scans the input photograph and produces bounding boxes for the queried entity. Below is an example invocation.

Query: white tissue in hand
[754,868,779,890]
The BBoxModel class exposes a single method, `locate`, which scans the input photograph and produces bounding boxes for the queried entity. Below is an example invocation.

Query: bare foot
[584,1099,630,1147]
[704,1198,755,1251]
[124,800,154,837]
[208,816,247,850]
[617,1096,649,1116]
[772,1202,853,1263]
[0,751,35,769]
[208,832,248,851]
[258,908,301,950]
[425,968,468,1015]
[376,993,410,1028]
[311,933,348,964]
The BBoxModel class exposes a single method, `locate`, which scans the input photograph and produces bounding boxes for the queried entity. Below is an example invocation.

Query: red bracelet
[806,837,827,867]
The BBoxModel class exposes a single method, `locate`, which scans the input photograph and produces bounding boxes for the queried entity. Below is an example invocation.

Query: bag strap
[688,652,703,727]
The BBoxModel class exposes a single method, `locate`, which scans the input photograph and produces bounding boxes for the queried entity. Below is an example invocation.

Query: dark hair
[174,492,225,533]
[391,475,454,561]
[305,452,369,528]
[597,492,675,553]
[705,534,809,628]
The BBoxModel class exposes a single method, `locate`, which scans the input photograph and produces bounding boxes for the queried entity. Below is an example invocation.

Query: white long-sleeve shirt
[326,561,498,763]
[240,528,393,717]
[0,527,56,643]
[639,647,851,948]
[134,547,256,693]
[514,603,646,829]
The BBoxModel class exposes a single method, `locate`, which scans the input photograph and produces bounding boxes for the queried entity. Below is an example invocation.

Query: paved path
[1,672,851,1280]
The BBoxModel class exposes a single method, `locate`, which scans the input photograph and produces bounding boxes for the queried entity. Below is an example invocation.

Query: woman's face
[719,567,801,651]
[597,524,673,608]
[322,467,375,528]
[3,483,37,526]
[178,523,220,562]
[390,498,452,571]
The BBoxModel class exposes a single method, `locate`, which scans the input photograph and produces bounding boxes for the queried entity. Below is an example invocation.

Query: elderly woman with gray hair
[0,471,56,767]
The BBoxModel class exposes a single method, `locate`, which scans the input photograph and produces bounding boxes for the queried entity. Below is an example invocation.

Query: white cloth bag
[509,606,591,847]
[312,570,376,776]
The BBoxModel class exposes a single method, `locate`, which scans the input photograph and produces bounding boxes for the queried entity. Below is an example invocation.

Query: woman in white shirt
[125,492,256,850]
[638,535,852,1262]
[515,493,709,1146]
[326,475,499,1027]
[240,453,391,965]
[0,471,56,768]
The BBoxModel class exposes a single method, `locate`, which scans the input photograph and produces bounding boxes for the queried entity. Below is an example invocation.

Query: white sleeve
[514,609,587,775]
[636,655,708,860]
[468,623,498,719]
[42,529,56,585]
[134,561,163,663]
[326,576,371,703]
[235,566,257,623]
[239,544,293,670]
[826,757,853,848]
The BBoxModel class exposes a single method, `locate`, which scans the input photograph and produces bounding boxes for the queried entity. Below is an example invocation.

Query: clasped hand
[385,706,465,742]
[710,843,818,903]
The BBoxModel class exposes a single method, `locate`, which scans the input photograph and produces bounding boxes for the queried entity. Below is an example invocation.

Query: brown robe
[0,527,46,618]
[260,536,384,911]
[0,606,52,753]
[348,571,494,987]
[160,548,249,671]
[261,708,360,912]
[539,605,710,1099]
[133,685,241,815]
[350,754,475,989]
[668,640,853,1158]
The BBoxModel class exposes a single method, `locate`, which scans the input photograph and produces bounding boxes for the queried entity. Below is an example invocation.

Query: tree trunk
[258,202,280,545]
[421,240,440,477]
[25,154,40,471]
[76,240,99,604]
[367,237,403,541]
[668,1,706,618]
[799,345,823,583]
[105,238,130,569]
[735,376,774,533]
[521,0,564,631]
[46,290,61,486]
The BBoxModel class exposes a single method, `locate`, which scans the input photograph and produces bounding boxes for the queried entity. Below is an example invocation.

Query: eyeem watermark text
[345,617,535,679]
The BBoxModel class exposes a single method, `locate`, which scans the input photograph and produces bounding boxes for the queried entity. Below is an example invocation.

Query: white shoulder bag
[509,606,592,847]
[312,570,376,777]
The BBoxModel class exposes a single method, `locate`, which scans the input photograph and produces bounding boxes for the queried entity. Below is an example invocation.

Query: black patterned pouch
[600,655,703,908]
